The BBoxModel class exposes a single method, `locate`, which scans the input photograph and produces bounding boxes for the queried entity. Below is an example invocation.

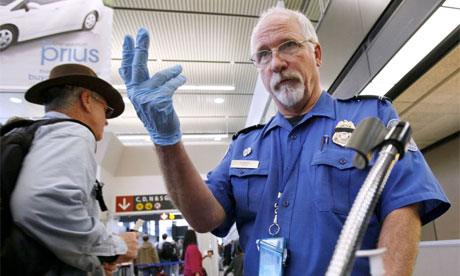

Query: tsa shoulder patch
[387,119,418,152]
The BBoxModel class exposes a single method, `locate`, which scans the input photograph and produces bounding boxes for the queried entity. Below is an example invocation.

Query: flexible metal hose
[326,144,399,276]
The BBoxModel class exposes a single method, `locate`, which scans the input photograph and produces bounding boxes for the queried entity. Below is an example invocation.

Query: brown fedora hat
[25,63,124,118]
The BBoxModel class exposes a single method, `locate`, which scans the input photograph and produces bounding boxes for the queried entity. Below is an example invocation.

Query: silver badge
[332,120,355,147]
[243,147,252,157]
[386,119,418,152]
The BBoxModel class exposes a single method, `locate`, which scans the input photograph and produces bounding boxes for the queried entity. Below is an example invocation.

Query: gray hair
[44,85,93,112]
[250,7,319,54]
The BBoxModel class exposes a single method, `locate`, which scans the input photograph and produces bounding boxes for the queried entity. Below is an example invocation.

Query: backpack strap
[1,119,36,135]
[1,118,95,139]
[3,118,106,212]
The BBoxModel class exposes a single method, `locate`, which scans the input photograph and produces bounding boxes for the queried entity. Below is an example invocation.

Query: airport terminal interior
[0,0,459,275]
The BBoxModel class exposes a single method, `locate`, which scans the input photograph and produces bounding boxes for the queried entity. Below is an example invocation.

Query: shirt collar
[43,111,70,119]
[263,91,336,136]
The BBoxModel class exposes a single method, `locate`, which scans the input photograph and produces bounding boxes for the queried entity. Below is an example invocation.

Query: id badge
[257,237,288,276]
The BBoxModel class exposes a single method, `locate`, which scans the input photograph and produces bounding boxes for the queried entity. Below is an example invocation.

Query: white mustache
[270,71,304,91]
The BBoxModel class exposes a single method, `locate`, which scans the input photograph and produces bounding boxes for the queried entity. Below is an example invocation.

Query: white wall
[96,135,230,214]
[413,240,460,276]
[197,232,219,276]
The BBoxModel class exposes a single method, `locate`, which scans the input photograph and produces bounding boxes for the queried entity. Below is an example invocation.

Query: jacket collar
[43,111,70,119]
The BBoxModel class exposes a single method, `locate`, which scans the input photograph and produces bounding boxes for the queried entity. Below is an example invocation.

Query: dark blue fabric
[206,92,450,275]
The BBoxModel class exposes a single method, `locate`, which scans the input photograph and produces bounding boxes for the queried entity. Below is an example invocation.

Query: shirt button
[239,170,245,174]
[290,134,297,140]
[339,159,347,165]
[283,201,289,207]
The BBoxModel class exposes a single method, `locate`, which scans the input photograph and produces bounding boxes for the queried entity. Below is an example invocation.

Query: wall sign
[0,0,113,88]
[116,194,175,213]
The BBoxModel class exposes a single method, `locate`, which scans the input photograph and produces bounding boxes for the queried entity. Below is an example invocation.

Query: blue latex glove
[119,28,186,145]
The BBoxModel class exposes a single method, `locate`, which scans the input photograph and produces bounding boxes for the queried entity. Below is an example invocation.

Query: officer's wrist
[150,131,182,146]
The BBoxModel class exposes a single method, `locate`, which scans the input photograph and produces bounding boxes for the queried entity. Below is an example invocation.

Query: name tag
[230,160,259,169]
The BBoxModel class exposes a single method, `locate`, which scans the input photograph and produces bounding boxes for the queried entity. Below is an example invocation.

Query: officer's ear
[314,43,322,67]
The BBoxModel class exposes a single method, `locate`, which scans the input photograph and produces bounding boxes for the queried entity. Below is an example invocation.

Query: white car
[0,0,104,51]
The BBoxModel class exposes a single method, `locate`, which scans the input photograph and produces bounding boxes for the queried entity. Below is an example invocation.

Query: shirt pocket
[229,165,268,218]
[311,147,356,215]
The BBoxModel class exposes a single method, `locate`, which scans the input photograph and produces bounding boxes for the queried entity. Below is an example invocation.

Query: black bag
[160,241,175,260]
[0,118,89,276]
[170,243,180,261]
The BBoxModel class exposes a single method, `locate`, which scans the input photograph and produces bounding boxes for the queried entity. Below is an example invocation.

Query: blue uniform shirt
[206,91,450,275]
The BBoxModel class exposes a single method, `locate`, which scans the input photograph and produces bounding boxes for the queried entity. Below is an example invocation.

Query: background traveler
[182,230,211,276]
[224,240,243,276]
[137,234,161,276]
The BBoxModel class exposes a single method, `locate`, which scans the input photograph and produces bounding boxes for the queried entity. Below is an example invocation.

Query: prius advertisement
[0,0,114,87]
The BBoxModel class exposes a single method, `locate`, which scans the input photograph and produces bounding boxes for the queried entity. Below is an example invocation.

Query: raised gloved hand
[119,28,186,145]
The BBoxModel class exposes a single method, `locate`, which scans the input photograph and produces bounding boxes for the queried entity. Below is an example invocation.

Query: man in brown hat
[9,63,138,275]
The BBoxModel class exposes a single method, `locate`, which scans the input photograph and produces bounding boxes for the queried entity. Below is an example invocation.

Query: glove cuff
[149,130,182,146]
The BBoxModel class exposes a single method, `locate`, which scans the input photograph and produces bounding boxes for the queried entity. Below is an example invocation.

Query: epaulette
[232,124,265,140]
[339,94,392,103]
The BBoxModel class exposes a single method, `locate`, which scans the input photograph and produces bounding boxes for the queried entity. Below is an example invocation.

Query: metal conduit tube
[326,144,400,276]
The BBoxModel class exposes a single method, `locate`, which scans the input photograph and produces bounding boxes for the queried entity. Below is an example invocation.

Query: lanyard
[269,125,309,236]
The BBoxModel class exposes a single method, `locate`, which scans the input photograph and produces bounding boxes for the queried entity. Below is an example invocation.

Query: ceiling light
[178,85,235,91]
[443,0,460,8]
[116,135,151,146]
[116,134,229,145]
[113,84,235,91]
[117,135,151,141]
[214,98,224,104]
[0,86,27,92]
[360,4,460,96]
[182,134,228,140]
[10,97,22,103]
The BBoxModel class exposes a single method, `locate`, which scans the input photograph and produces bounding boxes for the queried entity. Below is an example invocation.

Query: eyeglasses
[91,94,114,118]
[250,40,308,68]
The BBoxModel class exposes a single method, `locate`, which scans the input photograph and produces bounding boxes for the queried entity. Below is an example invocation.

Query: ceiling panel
[396,45,460,106]
[114,0,277,15]
[305,0,323,22]
[110,61,258,91]
[173,94,253,117]
[111,10,258,62]
[106,116,246,135]
[117,93,252,119]
[394,45,460,149]
[180,116,247,134]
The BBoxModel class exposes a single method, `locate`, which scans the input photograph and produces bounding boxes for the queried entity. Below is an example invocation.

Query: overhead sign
[116,194,175,213]
[159,212,176,220]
